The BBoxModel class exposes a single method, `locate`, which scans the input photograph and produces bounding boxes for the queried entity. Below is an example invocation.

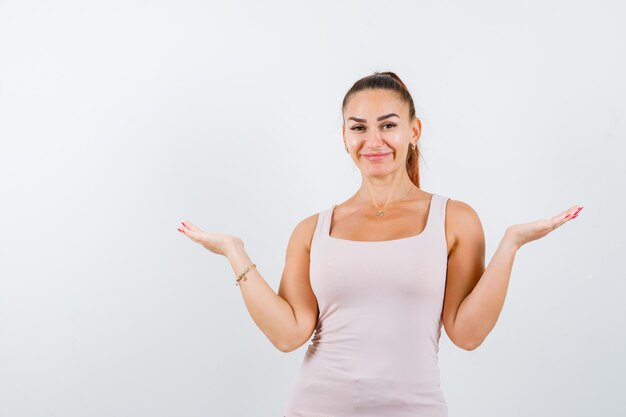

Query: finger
[552,207,574,223]
[178,226,199,241]
[570,206,583,219]
[563,205,583,221]
[549,206,580,231]
[181,221,200,232]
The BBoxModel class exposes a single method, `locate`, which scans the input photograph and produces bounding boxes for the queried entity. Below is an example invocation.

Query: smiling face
[342,88,421,176]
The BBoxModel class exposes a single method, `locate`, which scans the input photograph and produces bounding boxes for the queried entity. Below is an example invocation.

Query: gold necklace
[358,184,415,217]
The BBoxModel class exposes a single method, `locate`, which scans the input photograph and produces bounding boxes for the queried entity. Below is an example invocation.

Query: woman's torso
[284,192,451,417]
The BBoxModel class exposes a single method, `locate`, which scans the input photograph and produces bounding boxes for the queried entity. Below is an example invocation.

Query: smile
[363,152,392,161]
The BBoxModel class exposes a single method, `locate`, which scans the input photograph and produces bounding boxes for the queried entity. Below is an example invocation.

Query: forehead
[345,89,406,119]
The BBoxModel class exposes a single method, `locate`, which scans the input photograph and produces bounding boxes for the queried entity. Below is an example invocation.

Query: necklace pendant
[376,210,385,217]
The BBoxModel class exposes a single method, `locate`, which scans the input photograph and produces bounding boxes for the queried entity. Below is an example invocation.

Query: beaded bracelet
[235,263,256,286]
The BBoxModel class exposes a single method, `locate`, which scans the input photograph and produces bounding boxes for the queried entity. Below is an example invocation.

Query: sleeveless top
[283,193,450,417]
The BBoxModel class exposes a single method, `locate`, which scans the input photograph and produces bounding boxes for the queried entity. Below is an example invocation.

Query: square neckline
[326,193,437,244]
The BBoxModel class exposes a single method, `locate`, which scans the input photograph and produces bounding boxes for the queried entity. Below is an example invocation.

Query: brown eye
[383,123,396,129]
[351,126,365,131]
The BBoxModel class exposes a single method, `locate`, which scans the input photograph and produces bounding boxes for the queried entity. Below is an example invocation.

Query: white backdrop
[1,1,624,416]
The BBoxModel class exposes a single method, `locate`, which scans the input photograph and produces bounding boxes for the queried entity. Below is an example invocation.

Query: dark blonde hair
[341,71,421,188]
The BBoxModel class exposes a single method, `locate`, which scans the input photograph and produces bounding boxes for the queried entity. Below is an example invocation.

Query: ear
[411,117,422,142]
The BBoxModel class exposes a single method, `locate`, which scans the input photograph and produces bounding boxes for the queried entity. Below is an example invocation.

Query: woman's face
[342,88,420,176]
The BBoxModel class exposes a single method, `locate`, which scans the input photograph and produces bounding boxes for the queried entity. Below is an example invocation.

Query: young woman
[177,72,583,416]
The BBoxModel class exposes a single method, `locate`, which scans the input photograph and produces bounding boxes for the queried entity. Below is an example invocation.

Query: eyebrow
[347,113,400,123]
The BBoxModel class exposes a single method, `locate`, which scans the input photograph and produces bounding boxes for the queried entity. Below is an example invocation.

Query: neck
[356,177,417,208]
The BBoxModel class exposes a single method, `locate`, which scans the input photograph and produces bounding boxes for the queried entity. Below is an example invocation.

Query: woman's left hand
[505,204,584,250]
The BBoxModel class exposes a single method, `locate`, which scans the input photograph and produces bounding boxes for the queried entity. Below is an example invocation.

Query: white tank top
[284,192,450,417]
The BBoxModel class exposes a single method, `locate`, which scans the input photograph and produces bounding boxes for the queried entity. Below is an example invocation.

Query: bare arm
[444,202,582,350]
[226,241,299,352]
[450,233,518,350]
[222,214,319,353]
[179,216,318,353]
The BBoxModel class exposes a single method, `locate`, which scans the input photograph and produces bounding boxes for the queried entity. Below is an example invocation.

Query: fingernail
[181,221,186,227]
[565,214,571,219]
[178,228,184,233]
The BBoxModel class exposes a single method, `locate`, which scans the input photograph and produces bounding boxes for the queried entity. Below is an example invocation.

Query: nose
[360,132,391,155]
[363,130,386,148]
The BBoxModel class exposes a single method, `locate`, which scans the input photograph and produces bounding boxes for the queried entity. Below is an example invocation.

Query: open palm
[506,205,583,249]
[177,221,241,257]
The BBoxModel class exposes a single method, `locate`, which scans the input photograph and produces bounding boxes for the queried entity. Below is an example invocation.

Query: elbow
[461,338,482,351]
[276,335,309,353]
[452,332,481,351]
[275,338,300,353]
[274,340,293,353]
[278,345,294,353]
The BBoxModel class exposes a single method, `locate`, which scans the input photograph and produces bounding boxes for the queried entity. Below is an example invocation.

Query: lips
[361,151,392,156]
[363,152,392,161]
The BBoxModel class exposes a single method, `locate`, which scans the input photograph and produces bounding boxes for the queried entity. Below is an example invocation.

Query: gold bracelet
[235,263,256,286]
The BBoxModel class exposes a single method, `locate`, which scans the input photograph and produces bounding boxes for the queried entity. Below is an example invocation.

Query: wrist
[502,229,522,252]
[225,238,245,259]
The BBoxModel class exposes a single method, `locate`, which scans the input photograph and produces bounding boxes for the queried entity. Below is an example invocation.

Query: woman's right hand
[177,221,242,257]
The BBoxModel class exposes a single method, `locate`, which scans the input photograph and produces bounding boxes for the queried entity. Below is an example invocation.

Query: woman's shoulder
[445,197,480,220]
[290,209,325,253]
[445,197,484,249]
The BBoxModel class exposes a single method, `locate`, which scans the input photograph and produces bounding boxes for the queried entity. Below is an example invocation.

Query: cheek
[387,131,406,143]
[347,138,361,148]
